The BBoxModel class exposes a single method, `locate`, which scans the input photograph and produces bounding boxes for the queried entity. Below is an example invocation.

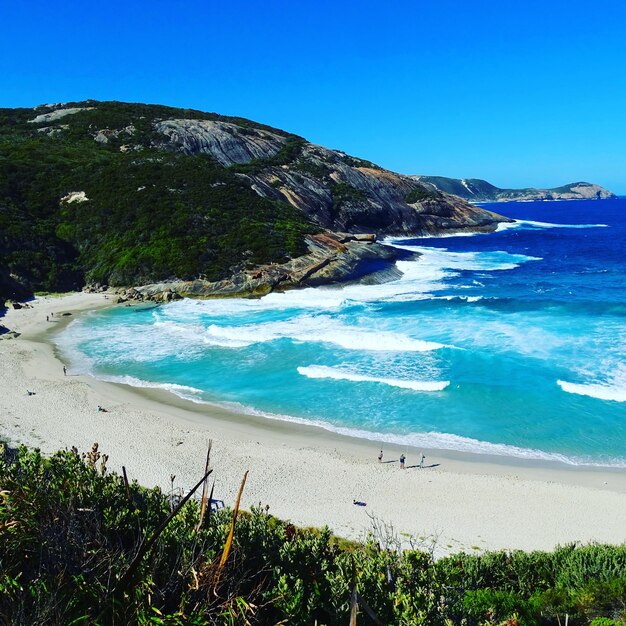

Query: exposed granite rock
[93,125,136,144]
[130,233,414,300]
[154,119,286,166]
[154,120,509,236]
[29,107,94,124]
[0,327,20,340]
[60,191,89,204]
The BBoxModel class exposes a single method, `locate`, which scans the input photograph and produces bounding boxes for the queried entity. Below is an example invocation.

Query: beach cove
[1,290,626,558]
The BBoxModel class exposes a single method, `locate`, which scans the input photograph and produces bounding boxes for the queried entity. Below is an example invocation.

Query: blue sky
[2,0,625,192]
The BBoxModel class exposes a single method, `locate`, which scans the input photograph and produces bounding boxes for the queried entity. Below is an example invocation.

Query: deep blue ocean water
[56,199,626,466]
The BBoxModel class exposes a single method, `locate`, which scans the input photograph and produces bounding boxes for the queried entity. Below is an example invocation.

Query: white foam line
[500,220,608,231]
[388,244,541,271]
[221,402,626,468]
[157,318,448,352]
[297,365,449,391]
[92,373,207,403]
[557,380,626,403]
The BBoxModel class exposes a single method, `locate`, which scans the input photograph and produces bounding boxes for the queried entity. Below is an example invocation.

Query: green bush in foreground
[1,443,625,625]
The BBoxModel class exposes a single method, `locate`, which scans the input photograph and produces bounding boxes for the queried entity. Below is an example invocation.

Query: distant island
[0,100,508,304]
[413,175,616,203]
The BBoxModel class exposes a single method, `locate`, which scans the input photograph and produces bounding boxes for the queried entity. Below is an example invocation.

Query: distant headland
[413,175,616,203]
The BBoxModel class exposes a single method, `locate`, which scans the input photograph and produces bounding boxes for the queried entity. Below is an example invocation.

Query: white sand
[1,293,625,557]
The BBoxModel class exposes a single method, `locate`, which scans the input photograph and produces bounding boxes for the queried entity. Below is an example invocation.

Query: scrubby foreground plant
[1,443,625,625]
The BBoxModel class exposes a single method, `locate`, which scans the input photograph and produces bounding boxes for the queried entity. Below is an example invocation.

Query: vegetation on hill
[0,102,316,299]
[1,442,625,625]
[0,100,508,302]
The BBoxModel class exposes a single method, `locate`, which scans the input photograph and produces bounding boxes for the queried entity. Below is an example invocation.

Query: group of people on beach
[377,449,425,469]
[354,449,428,507]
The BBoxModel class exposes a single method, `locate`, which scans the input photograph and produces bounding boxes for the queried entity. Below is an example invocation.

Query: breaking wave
[498,219,608,231]
[223,403,626,468]
[558,366,626,403]
[297,365,450,391]
[155,316,447,352]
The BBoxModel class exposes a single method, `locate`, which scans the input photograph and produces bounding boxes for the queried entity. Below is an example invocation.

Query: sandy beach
[1,292,625,557]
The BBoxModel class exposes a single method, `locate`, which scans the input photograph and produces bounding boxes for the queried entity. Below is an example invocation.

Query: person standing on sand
[419,453,425,468]
[400,453,406,469]
[63,366,67,376]
[378,449,383,463]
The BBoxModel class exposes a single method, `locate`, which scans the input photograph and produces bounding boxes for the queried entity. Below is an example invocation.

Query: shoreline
[1,293,626,556]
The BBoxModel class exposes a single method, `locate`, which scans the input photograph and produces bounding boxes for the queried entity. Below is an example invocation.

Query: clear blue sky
[2,0,625,192]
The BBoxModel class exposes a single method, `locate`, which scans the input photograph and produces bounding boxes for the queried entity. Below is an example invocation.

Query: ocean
[56,198,626,467]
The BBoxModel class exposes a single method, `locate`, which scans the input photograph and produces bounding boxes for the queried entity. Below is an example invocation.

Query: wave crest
[500,219,608,231]
[155,316,447,352]
[557,380,626,403]
[297,365,449,391]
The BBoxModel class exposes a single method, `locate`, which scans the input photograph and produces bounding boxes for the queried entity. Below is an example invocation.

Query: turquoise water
[57,199,626,466]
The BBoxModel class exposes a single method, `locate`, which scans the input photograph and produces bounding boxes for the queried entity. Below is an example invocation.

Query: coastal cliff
[152,117,507,235]
[414,176,616,203]
[122,233,411,301]
[0,101,508,301]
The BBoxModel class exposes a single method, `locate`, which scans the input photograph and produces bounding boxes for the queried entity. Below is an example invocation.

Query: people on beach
[419,453,426,468]
[353,499,367,507]
[97,405,108,412]
[46,315,49,322]
[26,390,36,396]
[377,449,383,463]
[400,453,406,469]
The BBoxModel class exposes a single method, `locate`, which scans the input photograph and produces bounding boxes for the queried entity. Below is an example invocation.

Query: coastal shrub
[406,186,438,203]
[229,134,306,174]
[1,442,626,625]
[331,181,369,209]
[293,158,332,179]
[463,589,535,625]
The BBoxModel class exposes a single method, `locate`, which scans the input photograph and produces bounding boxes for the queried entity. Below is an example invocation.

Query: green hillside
[0,102,315,300]
[0,101,509,303]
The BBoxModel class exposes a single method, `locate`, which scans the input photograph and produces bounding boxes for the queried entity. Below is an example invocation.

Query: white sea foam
[390,245,542,272]
[502,219,608,231]
[557,365,626,403]
[198,316,446,352]
[297,365,450,391]
[94,374,206,402]
[153,239,536,321]
[494,221,520,233]
[220,402,626,468]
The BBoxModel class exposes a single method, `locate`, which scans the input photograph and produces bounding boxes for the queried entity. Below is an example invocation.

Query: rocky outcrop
[61,191,89,204]
[0,326,20,340]
[29,107,93,124]
[155,119,509,236]
[414,176,616,203]
[154,119,286,166]
[127,233,412,300]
